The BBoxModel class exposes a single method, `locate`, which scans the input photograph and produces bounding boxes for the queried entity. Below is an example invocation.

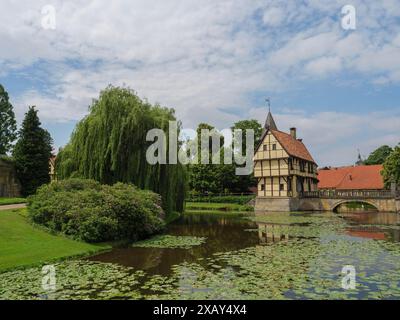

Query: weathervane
[265,98,271,112]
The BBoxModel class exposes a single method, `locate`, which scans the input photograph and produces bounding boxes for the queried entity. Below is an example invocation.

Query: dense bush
[27,179,165,243]
[187,194,255,205]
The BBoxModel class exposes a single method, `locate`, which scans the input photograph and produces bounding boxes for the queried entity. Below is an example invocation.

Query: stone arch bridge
[298,190,400,213]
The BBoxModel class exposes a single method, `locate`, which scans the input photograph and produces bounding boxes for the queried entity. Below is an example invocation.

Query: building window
[280,184,285,191]
[272,144,277,150]
[260,184,265,191]
[263,145,268,151]
[287,177,292,191]
[288,158,293,170]
[300,161,305,172]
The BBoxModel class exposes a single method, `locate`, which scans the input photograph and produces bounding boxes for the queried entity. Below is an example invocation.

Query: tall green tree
[189,120,260,194]
[364,145,393,165]
[13,107,53,196]
[56,86,187,214]
[0,84,17,155]
[231,119,262,151]
[382,145,400,187]
[189,123,223,193]
[230,119,262,192]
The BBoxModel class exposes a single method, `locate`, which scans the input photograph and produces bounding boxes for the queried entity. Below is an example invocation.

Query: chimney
[290,127,297,139]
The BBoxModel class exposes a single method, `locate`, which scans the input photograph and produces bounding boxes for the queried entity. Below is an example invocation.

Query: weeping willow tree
[56,86,187,214]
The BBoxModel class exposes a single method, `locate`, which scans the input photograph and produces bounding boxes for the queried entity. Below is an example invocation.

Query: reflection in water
[90,211,400,279]
[339,211,400,242]
[257,223,290,244]
[339,211,400,225]
[90,213,259,275]
[345,229,387,240]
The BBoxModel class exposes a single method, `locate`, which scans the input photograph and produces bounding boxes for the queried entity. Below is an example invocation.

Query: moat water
[2,211,400,299]
[90,211,400,274]
[86,211,400,299]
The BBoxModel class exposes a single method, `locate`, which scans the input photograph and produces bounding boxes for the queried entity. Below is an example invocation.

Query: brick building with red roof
[318,165,385,191]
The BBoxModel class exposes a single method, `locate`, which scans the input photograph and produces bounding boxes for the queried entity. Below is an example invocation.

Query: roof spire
[264,98,277,131]
[355,149,364,166]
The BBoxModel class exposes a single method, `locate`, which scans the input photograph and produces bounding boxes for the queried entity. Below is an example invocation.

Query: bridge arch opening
[332,201,378,213]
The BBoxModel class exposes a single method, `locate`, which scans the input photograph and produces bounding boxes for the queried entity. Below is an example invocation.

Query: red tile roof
[271,130,316,163]
[318,165,384,190]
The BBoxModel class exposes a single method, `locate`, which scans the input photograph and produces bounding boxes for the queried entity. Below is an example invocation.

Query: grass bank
[185,202,253,212]
[0,197,27,205]
[187,194,255,205]
[0,209,110,272]
[184,210,251,217]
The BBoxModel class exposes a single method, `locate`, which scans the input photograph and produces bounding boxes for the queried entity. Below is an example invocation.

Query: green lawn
[185,202,253,212]
[0,197,27,205]
[0,209,110,272]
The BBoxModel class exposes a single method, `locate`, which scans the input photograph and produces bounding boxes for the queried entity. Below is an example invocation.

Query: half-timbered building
[254,111,318,211]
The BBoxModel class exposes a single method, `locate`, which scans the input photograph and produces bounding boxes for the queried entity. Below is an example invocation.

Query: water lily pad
[132,235,206,249]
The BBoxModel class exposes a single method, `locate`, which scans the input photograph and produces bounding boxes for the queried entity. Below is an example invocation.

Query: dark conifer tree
[0,84,17,155]
[13,107,53,196]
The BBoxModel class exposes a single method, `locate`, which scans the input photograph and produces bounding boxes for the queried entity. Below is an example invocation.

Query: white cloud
[269,32,339,68]
[1,0,400,166]
[305,56,342,75]
[262,7,285,27]
[14,89,88,123]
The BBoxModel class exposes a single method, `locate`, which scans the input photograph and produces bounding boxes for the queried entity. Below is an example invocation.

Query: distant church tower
[253,109,318,212]
[355,149,364,166]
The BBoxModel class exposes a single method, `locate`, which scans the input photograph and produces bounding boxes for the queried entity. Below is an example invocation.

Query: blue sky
[1,0,400,166]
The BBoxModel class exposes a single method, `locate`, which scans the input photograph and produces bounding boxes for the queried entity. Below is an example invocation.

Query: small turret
[263,98,278,131]
[264,111,278,131]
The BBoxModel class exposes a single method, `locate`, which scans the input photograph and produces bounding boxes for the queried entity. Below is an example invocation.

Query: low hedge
[27,179,165,243]
[186,195,255,205]
[0,197,27,205]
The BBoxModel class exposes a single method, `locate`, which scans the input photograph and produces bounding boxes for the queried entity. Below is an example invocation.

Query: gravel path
[0,203,27,211]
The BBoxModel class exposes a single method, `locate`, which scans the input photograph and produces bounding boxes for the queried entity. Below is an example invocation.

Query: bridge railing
[299,190,397,199]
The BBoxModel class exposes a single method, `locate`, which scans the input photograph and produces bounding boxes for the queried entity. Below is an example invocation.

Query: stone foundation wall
[0,159,21,197]
[255,197,300,213]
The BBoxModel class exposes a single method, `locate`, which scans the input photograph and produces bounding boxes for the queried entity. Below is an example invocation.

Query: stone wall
[0,159,21,197]
[255,197,300,213]
[255,196,400,213]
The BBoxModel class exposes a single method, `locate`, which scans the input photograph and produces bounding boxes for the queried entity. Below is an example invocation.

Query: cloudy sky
[1,0,400,166]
